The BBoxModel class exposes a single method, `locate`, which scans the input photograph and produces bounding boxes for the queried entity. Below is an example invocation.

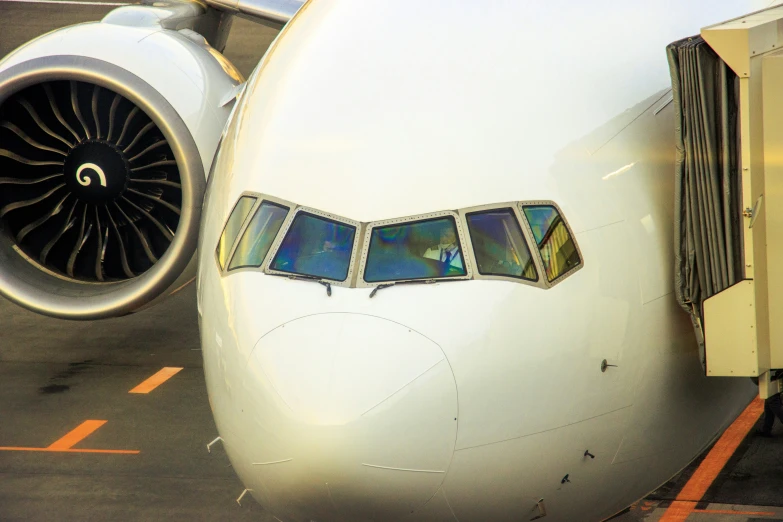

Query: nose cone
[241,313,458,522]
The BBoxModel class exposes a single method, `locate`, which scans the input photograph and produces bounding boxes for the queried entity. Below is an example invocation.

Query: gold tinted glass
[522,205,580,282]
[216,196,256,269]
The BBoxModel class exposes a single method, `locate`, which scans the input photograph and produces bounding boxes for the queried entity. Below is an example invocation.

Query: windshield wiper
[369,278,437,298]
[267,272,332,296]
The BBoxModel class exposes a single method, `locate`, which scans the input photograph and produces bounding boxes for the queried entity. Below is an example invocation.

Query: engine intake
[0,56,207,319]
[1,79,183,282]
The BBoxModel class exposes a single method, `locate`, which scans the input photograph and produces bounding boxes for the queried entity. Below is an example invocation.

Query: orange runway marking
[693,509,776,516]
[0,420,139,454]
[659,396,765,522]
[129,367,183,394]
[0,447,139,454]
[48,419,106,450]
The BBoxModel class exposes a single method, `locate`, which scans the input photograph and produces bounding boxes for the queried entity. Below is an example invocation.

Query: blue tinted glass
[523,206,559,244]
[466,209,537,280]
[364,217,466,283]
[228,201,289,269]
[271,212,356,281]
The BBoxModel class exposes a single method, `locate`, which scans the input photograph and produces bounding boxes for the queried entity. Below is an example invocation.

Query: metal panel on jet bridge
[704,280,758,377]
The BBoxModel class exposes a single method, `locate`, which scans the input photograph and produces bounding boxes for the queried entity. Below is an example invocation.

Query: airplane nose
[241,313,458,522]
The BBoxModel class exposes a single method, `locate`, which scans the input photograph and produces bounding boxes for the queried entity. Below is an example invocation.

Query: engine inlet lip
[0,55,205,319]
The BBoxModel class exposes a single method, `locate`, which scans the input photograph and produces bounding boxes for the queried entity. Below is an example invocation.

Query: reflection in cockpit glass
[270,212,356,281]
[228,201,289,270]
[523,205,580,282]
[466,209,537,280]
[216,195,256,270]
[364,217,466,283]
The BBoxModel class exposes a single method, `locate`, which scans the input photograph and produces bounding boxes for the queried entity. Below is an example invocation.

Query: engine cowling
[0,5,242,319]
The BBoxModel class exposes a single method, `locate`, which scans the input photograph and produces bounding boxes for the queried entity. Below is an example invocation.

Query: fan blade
[66,203,88,277]
[17,97,73,148]
[40,199,79,264]
[119,196,174,241]
[0,183,65,218]
[0,148,63,166]
[126,188,181,215]
[0,173,63,185]
[0,121,68,156]
[70,81,91,140]
[91,85,101,139]
[129,178,181,189]
[93,205,104,281]
[16,193,71,242]
[113,202,157,264]
[115,106,139,147]
[128,139,167,163]
[130,159,177,172]
[122,121,155,155]
[105,205,135,278]
[42,83,81,143]
[106,93,121,142]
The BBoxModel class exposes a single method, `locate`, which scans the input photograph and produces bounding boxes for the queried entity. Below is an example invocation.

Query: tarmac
[0,2,783,521]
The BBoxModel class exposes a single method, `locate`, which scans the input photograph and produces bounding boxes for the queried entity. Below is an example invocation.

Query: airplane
[0,0,775,520]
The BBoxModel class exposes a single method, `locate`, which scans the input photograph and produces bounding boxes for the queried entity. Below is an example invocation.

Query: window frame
[217,192,295,277]
[517,200,583,288]
[457,202,544,287]
[215,194,258,272]
[216,193,583,290]
[263,205,362,287]
[356,210,473,288]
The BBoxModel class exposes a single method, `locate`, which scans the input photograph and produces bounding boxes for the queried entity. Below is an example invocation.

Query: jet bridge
[670,5,783,398]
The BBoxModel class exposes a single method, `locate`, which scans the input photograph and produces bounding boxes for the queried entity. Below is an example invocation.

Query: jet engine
[0,2,243,319]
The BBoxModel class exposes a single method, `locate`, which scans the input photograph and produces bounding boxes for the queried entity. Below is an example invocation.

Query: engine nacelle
[0,3,242,319]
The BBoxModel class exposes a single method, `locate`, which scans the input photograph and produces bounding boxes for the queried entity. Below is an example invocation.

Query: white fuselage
[197,2,764,520]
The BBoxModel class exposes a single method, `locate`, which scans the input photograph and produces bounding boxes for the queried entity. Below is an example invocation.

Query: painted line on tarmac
[0,419,140,454]
[659,396,765,521]
[129,366,183,394]
[693,508,775,516]
[48,419,106,450]
[0,0,131,6]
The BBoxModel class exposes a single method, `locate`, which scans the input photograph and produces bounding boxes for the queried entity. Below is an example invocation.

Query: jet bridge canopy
[670,5,783,397]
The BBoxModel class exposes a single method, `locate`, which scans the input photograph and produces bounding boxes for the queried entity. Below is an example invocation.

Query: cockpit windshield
[228,201,289,270]
[218,192,582,290]
[465,209,537,280]
[270,211,356,281]
[364,216,467,283]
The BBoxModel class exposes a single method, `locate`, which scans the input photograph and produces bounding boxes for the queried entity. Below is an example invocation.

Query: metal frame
[355,210,474,289]
[214,195,586,291]
[214,194,258,271]
[215,192,296,277]
[457,202,545,288]
[517,200,584,288]
[263,205,362,287]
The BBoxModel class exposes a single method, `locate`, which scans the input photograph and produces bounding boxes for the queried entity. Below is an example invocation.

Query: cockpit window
[216,195,256,270]
[522,205,580,282]
[364,216,467,283]
[465,209,537,280]
[270,212,356,281]
[228,201,289,270]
